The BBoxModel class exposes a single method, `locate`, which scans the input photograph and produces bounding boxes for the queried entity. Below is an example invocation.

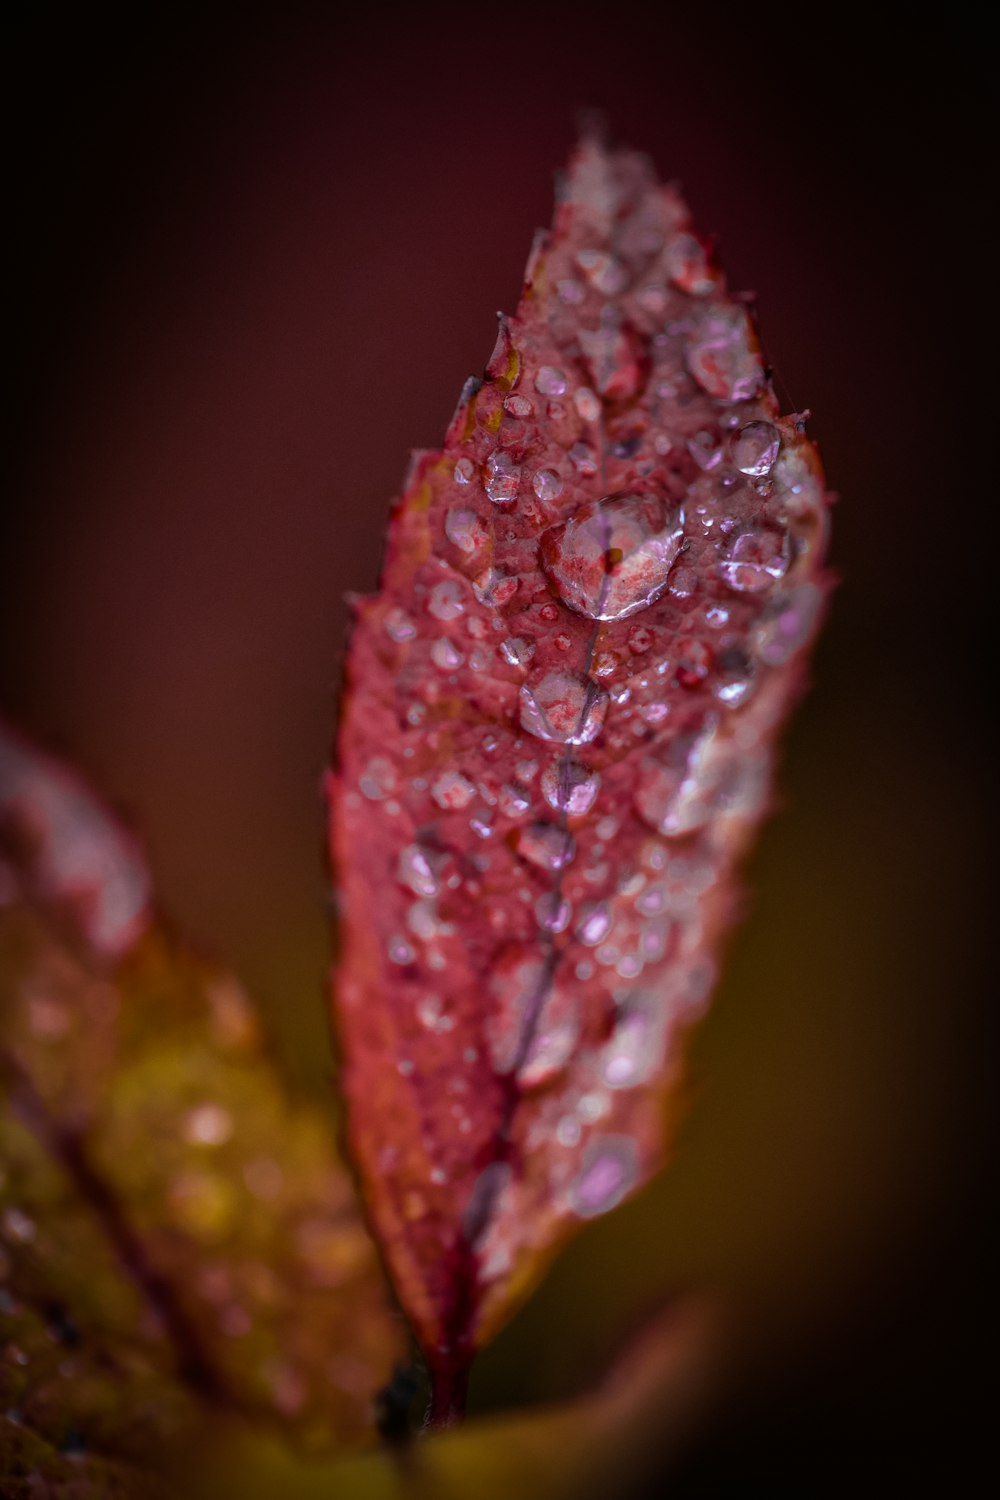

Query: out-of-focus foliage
[1,723,406,1496]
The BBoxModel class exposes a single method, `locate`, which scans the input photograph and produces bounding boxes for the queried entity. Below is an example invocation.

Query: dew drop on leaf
[539,493,686,621]
[718,525,790,593]
[730,419,781,476]
[518,671,609,745]
[540,759,600,817]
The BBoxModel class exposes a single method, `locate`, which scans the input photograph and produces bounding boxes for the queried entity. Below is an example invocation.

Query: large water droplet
[540,760,600,817]
[539,493,685,621]
[570,1136,638,1218]
[534,365,567,396]
[519,671,609,745]
[731,420,780,476]
[718,526,789,593]
[685,307,764,402]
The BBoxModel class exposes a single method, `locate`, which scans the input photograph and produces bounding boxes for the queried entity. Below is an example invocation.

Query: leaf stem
[426,1361,469,1429]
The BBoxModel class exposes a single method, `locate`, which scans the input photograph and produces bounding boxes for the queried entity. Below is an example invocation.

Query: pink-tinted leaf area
[329,132,832,1414]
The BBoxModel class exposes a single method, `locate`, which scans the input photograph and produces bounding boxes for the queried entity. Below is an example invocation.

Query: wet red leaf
[328,129,833,1419]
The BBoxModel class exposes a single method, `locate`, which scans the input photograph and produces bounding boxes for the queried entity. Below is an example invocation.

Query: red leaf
[328,130,832,1419]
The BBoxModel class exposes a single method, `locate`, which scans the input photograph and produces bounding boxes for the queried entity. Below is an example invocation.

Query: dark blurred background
[3,6,991,1493]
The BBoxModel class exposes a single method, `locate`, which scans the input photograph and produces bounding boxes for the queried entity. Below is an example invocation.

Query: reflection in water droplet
[539,493,685,621]
[519,672,609,745]
[388,935,416,965]
[454,457,475,484]
[718,526,789,593]
[731,420,780,476]
[540,760,600,817]
[666,232,716,295]
[570,1135,638,1218]
[472,569,518,608]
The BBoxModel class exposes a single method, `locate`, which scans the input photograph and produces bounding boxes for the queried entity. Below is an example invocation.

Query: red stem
[426,1361,469,1429]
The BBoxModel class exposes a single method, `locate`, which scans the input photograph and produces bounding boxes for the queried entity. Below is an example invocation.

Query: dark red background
[4,7,990,1493]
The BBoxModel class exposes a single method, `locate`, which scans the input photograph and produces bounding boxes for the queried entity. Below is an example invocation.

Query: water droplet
[360,756,396,800]
[472,569,518,607]
[568,441,598,476]
[718,526,789,593]
[532,468,564,503]
[574,386,601,422]
[388,935,416,965]
[427,580,466,620]
[519,671,609,745]
[535,365,567,396]
[500,636,535,668]
[685,307,764,402]
[431,771,476,810]
[445,508,487,553]
[633,723,722,837]
[601,993,665,1088]
[485,451,520,505]
[500,782,530,818]
[687,430,724,470]
[714,646,755,706]
[517,822,576,871]
[518,1013,579,1088]
[535,891,571,932]
[384,608,416,642]
[504,394,533,418]
[629,624,653,654]
[570,1136,638,1218]
[558,277,585,304]
[666,231,716,294]
[454,456,475,484]
[431,638,463,670]
[539,493,685,621]
[540,760,600,817]
[675,637,712,687]
[577,248,629,294]
[575,900,612,946]
[398,844,439,897]
[731,420,780,476]
[753,584,822,664]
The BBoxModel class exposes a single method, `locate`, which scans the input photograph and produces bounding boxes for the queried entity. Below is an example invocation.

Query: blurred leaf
[189,1297,717,1500]
[1,722,407,1495]
[328,126,832,1414]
